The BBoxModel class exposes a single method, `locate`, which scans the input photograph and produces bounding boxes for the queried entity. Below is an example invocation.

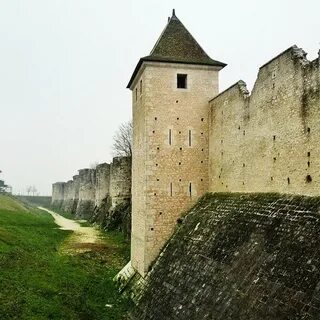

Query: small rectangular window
[135,88,138,101]
[170,182,173,196]
[140,80,142,94]
[177,74,187,89]
[169,129,172,145]
[189,182,192,197]
[188,130,192,146]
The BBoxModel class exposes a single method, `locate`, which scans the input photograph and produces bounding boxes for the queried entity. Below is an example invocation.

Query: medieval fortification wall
[131,193,320,320]
[209,46,320,196]
[125,46,320,319]
[51,156,131,233]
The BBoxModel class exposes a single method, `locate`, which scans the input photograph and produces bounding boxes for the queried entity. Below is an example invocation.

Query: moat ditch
[0,196,132,319]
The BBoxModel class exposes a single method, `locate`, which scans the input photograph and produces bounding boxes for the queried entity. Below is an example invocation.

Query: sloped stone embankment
[131,193,320,320]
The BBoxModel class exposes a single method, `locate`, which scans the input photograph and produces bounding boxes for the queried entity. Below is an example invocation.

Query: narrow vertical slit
[189,130,192,147]
[170,182,173,196]
[169,129,172,145]
[189,182,192,198]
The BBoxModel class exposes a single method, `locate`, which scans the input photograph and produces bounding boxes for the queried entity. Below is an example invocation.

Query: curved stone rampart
[110,157,132,207]
[51,182,65,209]
[95,163,111,207]
[76,168,96,219]
[51,157,132,234]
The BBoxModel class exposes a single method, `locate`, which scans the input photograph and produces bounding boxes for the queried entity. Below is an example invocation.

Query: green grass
[0,195,132,320]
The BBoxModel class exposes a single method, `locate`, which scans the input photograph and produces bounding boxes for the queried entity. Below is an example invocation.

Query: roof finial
[172,9,176,17]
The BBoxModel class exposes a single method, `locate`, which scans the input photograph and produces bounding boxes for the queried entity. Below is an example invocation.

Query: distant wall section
[51,182,65,209]
[51,157,132,233]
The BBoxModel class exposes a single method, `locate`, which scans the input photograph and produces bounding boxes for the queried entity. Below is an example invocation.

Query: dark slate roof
[127,10,226,88]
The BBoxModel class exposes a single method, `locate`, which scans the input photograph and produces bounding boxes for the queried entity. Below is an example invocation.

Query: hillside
[0,195,131,319]
[131,193,320,320]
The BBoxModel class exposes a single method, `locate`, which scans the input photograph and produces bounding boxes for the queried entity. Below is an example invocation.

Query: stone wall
[95,163,110,207]
[110,156,132,207]
[51,182,65,209]
[62,180,76,213]
[51,157,132,234]
[209,46,320,196]
[130,61,221,276]
[131,193,320,320]
[76,169,96,219]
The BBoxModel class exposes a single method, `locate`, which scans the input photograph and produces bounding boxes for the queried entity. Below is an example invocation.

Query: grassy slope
[0,195,131,320]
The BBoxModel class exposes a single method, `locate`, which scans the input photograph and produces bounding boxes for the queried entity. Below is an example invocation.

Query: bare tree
[26,186,32,196]
[90,162,99,169]
[26,185,37,196]
[31,186,37,196]
[112,121,132,157]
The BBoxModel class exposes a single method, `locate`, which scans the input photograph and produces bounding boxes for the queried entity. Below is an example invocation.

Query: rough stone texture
[51,157,132,236]
[125,42,320,278]
[131,193,320,320]
[104,199,132,239]
[51,182,65,209]
[76,168,96,219]
[209,46,320,196]
[110,156,132,207]
[62,180,77,213]
[130,61,222,276]
[95,163,110,207]
[114,261,146,304]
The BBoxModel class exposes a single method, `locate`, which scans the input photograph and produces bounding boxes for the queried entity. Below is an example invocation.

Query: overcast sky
[0,0,319,195]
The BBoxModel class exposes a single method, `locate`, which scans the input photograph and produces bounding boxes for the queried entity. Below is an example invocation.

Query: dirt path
[39,207,103,254]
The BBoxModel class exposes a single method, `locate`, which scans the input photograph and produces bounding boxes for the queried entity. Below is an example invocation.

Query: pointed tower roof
[127,9,226,88]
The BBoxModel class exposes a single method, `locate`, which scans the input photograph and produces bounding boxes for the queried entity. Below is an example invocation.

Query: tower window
[135,88,138,101]
[189,183,192,197]
[177,74,187,89]
[169,129,172,145]
[140,79,142,94]
[188,130,192,146]
[170,183,173,196]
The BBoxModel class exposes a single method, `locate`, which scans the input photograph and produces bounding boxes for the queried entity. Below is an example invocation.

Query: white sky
[0,0,319,195]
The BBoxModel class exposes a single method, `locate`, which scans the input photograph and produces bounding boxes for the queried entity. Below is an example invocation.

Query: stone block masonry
[110,157,132,207]
[51,156,131,234]
[118,10,320,318]
[95,163,110,208]
[131,193,320,320]
[51,182,65,209]
[76,168,96,219]
[209,46,320,196]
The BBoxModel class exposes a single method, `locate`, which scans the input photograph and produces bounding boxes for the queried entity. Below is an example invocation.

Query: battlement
[209,45,320,196]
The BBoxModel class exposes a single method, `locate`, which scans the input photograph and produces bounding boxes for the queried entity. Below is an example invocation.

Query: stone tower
[128,9,226,276]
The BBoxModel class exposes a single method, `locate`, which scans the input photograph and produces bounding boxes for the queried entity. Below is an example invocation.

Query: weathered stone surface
[131,193,320,320]
[128,40,320,277]
[95,163,110,207]
[110,157,131,208]
[209,46,320,196]
[130,60,221,276]
[51,157,132,236]
[62,180,77,213]
[105,199,131,239]
[51,182,65,209]
[76,168,96,219]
